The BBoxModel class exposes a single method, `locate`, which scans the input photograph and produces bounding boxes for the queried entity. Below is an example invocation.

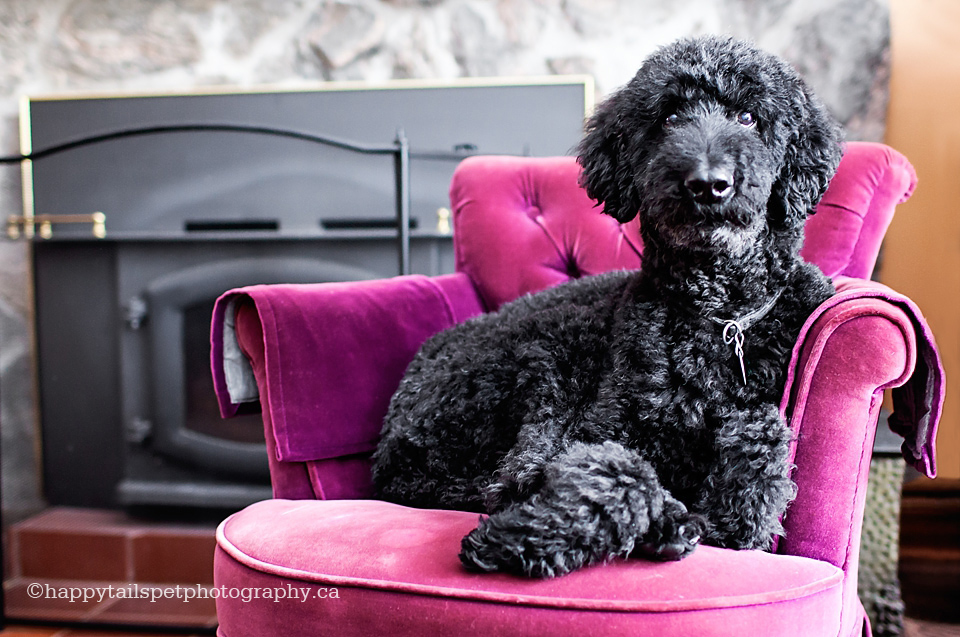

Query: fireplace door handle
[123,296,149,331]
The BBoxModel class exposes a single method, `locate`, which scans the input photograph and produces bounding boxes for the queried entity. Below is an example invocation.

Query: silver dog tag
[721,320,748,385]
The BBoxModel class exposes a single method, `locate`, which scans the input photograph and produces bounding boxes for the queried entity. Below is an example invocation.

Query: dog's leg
[460,441,705,577]
[480,341,592,511]
[481,417,564,511]
[694,404,797,550]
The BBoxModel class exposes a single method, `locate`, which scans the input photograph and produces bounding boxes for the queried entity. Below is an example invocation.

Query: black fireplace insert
[21,78,591,510]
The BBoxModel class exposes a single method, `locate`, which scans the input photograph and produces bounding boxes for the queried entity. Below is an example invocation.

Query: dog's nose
[684,168,734,204]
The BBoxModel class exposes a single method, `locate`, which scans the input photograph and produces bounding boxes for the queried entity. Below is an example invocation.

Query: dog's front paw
[459,522,515,574]
[634,510,708,562]
[459,510,588,578]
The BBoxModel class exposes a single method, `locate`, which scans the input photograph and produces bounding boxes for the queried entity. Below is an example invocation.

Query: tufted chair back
[450,142,916,312]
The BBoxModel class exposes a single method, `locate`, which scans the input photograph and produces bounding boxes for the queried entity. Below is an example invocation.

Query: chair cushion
[215,499,844,637]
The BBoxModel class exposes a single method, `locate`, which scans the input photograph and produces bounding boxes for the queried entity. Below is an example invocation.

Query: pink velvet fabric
[215,499,843,637]
[213,273,484,457]
[801,143,917,279]
[209,141,941,637]
[782,277,941,477]
[214,273,484,499]
[450,154,643,311]
[775,277,941,637]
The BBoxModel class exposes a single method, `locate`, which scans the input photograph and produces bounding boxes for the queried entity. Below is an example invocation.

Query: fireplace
[22,79,590,510]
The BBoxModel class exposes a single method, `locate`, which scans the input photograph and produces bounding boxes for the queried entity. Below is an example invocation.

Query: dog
[371,35,843,578]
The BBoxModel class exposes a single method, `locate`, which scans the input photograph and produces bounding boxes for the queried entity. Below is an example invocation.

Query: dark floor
[902,618,960,637]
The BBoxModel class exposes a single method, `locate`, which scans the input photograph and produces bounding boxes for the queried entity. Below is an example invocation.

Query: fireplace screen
[23,79,590,510]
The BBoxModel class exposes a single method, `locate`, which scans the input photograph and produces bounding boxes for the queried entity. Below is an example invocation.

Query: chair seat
[214,499,844,636]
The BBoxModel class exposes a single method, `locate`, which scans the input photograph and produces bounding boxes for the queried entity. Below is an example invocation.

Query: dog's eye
[737,112,756,127]
[663,114,679,128]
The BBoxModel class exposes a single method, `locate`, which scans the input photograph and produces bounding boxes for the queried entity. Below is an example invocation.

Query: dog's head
[577,36,843,256]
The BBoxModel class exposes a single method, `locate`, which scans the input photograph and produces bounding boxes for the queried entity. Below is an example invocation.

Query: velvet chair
[209,141,942,637]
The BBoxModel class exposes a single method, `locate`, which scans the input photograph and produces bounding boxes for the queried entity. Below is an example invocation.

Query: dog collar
[710,289,783,385]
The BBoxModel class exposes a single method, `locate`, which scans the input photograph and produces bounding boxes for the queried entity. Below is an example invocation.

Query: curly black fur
[371,36,843,578]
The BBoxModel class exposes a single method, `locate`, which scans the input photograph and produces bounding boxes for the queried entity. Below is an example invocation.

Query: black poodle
[371,35,843,578]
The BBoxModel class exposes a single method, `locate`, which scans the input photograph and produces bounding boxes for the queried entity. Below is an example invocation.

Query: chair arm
[210,273,485,498]
[777,276,943,562]
[778,295,916,568]
[774,277,944,637]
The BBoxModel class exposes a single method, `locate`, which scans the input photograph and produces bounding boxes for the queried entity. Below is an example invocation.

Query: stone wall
[0,0,890,516]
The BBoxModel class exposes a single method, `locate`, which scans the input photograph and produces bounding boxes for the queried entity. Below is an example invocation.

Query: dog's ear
[770,82,844,226]
[577,90,643,223]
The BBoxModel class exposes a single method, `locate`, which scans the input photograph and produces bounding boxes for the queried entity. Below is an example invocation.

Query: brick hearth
[4,508,217,629]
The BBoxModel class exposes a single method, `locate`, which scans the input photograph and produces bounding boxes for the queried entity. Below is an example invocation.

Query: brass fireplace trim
[7,212,106,240]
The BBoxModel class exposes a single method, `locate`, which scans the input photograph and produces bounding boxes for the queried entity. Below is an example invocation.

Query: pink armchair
[209,142,942,636]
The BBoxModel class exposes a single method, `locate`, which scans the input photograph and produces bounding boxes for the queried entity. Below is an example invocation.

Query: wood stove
[20,79,590,510]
